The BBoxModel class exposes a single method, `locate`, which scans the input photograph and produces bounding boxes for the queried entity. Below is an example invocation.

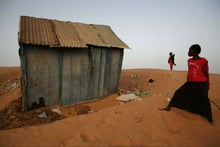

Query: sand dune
[0,67,220,147]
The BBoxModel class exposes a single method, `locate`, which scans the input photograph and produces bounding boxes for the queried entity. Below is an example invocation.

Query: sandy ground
[0,67,220,147]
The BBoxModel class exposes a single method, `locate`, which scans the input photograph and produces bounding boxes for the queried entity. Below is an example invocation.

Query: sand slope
[0,67,220,147]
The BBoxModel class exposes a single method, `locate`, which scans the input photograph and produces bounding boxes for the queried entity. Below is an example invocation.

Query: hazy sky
[0,0,220,73]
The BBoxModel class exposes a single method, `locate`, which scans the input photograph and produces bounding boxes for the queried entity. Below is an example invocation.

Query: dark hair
[189,44,201,54]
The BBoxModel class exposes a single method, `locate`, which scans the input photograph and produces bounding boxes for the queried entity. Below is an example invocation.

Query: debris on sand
[75,105,92,115]
[115,93,142,102]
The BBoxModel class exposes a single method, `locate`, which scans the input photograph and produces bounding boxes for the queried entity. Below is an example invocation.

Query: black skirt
[168,82,213,122]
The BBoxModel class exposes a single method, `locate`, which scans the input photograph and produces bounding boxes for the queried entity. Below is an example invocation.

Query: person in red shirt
[160,44,213,124]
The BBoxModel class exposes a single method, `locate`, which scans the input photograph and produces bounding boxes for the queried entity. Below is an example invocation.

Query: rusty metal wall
[23,45,60,109]
[21,45,124,110]
[61,48,90,105]
[89,47,124,99]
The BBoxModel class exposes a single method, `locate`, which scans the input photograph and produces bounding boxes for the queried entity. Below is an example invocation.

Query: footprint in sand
[80,132,96,142]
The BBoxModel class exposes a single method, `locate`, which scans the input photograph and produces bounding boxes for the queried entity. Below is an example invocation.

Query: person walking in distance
[168,52,176,71]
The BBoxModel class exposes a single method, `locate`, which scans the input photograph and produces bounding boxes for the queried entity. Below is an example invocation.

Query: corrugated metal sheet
[52,20,87,48]
[18,16,59,46]
[92,24,129,48]
[19,16,129,49]
[70,22,106,47]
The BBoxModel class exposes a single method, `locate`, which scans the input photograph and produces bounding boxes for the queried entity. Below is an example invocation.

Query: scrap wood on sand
[0,67,220,147]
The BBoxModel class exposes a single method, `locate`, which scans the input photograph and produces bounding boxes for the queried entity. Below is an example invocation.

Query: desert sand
[0,67,220,147]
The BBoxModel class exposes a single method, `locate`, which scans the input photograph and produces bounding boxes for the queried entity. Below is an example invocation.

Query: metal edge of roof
[19,16,60,47]
[90,24,130,49]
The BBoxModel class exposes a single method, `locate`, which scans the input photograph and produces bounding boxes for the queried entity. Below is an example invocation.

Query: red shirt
[187,57,209,82]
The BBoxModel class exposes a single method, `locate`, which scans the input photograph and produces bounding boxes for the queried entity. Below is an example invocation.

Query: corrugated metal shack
[18,16,129,110]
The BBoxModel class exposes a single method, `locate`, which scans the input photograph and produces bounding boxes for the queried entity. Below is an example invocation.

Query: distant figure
[168,52,176,71]
[160,44,213,124]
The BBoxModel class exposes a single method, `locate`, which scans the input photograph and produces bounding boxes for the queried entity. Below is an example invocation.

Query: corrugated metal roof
[18,16,129,49]
[18,16,59,46]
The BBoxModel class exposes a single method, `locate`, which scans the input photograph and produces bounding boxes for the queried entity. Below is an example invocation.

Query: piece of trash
[130,74,134,78]
[143,91,147,95]
[135,91,142,97]
[88,110,95,114]
[38,112,47,118]
[130,74,140,78]
[116,94,141,102]
[143,91,153,95]
[148,79,154,83]
[125,91,130,94]
[6,83,17,91]
[135,75,140,78]
[167,98,171,102]
[51,108,62,115]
